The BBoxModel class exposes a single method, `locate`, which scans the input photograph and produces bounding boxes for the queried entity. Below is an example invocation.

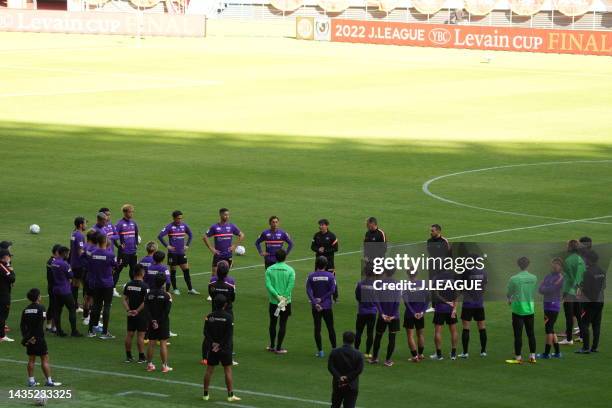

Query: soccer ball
[34,397,47,406]
[235,245,246,256]
[29,224,41,234]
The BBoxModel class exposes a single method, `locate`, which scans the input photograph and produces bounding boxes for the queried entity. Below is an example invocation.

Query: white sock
[529,353,536,359]
[515,355,522,360]
[29,377,35,383]
[47,377,52,383]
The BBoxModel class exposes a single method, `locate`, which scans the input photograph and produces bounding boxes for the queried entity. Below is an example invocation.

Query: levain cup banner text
[330,19,612,56]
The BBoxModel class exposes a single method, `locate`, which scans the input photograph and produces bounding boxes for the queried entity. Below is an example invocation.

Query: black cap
[0,241,12,249]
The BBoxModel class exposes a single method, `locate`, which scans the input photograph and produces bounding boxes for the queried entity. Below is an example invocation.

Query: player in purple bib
[306,256,337,357]
[255,216,294,270]
[537,257,564,359]
[158,210,197,296]
[402,272,429,362]
[69,216,87,313]
[51,246,81,337]
[459,257,488,359]
[87,232,117,339]
[146,251,171,292]
[203,208,244,277]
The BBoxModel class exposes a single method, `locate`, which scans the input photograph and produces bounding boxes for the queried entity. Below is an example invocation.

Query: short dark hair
[315,256,328,270]
[567,239,581,253]
[27,288,40,303]
[431,224,442,231]
[219,208,229,214]
[96,212,107,222]
[153,251,166,263]
[318,219,329,226]
[579,236,592,249]
[275,249,287,262]
[517,256,530,270]
[343,331,356,345]
[74,216,86,228]
[57,246,69,257]
[86,229,97,242]
[213,294,227,310]
[95,232,106,246]
[269,216,279,224]
[217,260,229,281]
[51,243,62,254]
[367,217,377,225]
[0,249,10,259]
[172,210,183,219]
[154,273,166,289]
[98,207,110,214]
[134,264,145,277]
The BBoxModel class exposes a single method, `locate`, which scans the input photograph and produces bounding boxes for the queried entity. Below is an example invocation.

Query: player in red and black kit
[311,219,339,301]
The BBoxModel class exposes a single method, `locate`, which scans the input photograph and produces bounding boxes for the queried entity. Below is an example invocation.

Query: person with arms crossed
[536,258,564,359]
[20,288,61,387]
[115,204,139,281]
[158,210,197,296]
[306,256,337,358]
[123,264,149,364]
[255,216,293,270]
[98,208,121,298]
[506,256,537,364]
[202,294,241,402]
[311,219,339,301]
[45,244,61,334]
[69,216,87,313]
[145,274,173,373]
[265,249,295,354]
[328,331,364,408]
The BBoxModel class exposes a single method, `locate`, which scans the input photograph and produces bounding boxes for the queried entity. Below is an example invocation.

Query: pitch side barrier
[296,16,612,55]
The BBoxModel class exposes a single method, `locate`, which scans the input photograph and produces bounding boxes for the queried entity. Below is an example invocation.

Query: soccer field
[0,21,611,408]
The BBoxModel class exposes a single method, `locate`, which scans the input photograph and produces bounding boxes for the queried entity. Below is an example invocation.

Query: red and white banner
[0,8,206,37]
[330,19,612,56]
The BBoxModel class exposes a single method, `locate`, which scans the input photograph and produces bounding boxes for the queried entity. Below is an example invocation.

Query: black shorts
[83,279,94,296]
[168,253,188,267]
[265,259,276,269]
[403,313,425,330]
[118,253,138,268]
[0,302,9,321]
[544,310,558,334]
[72,267,85,280]
[213,255,232,268]
[127,315,148,332]
[376,315,400,333]
[147,322,170,340]
[26,339,48,356]
[205,350,232,367]
[268,302,292,318]
[433,312,457,326]
[461,307,485,322]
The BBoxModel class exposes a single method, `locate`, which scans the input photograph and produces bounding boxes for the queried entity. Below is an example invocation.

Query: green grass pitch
[0,22,611,407]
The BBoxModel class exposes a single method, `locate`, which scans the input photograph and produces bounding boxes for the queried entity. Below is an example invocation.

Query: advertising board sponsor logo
[296,16,314,40]
[314,17,331,41]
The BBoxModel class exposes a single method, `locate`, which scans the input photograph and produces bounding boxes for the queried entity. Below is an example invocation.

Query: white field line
[422,160,612,225]
[0,358,331,406]
[115,390,169,397]
[10,214,612,303]
[215,402,259,408]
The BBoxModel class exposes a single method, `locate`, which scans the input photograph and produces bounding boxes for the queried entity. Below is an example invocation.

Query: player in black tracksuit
[577,250,606,353]
[122,264,149,363]
[426,224,452,309]
[0,249,16,341]
[311,219,339,301]
[145,274,173,372]
[363,217,387,262]
[202,294,240,402]
[20,288,61,387]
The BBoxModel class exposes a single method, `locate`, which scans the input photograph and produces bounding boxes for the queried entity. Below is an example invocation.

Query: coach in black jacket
[328,331,364,408]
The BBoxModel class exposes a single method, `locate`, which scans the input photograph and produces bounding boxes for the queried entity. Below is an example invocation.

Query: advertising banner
[329,19,612,56]
[0,8,206,37]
